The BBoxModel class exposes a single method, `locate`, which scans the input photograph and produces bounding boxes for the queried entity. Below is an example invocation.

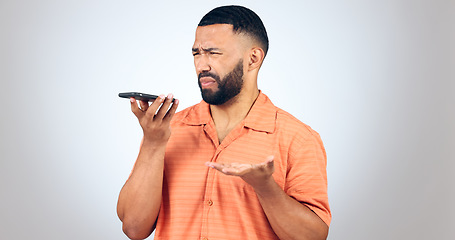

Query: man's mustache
[198,72,220,82]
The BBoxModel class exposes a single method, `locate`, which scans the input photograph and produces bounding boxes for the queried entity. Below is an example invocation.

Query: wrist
[253,176,278,197]
[135,138,167,167]
[142,137,168,149]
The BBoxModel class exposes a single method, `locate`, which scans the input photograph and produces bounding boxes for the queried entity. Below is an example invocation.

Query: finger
[205,162,233,174]
[163,98,179,121]
[205,162,223,170]
[130,98,143,118]
[139,100,149,112]
[155,93,174,120]
[145,94,165,117]
[263,156,275,171]
[207,162,252,176]
[221,165,252,175]
[255,156,274,169]
[264,156,274,165]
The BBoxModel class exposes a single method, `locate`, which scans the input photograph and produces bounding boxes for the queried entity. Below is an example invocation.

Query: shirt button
[207,200,213,206]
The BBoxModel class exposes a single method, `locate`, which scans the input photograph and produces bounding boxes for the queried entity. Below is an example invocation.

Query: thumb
[264,155,274,168]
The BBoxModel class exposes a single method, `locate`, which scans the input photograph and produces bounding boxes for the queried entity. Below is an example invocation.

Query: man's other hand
[205,156,275,190]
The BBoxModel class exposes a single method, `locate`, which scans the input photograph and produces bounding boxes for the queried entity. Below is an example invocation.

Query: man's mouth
[199,77,216,88]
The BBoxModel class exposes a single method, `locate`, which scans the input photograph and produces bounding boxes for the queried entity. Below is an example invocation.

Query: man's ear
[248,47,265,71]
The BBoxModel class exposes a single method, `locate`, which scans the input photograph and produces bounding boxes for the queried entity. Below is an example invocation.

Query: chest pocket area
[213,130,286,191]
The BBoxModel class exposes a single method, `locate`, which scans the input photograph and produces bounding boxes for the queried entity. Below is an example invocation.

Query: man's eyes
[192,52,221,56]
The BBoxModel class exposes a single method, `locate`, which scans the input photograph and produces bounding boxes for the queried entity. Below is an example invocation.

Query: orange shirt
[153,92,331,239]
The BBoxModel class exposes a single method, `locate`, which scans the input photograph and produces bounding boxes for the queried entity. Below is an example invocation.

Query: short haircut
[198,5,269,56]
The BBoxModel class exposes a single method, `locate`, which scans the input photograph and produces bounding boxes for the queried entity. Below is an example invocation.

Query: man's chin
[201,91,226,105]
[201,93,216,104]
[201,88,215,98]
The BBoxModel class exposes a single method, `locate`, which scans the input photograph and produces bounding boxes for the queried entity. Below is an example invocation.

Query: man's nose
[195,56,211,73]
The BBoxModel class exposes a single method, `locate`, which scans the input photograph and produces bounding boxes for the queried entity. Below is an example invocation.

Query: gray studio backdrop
[1,0,454,239]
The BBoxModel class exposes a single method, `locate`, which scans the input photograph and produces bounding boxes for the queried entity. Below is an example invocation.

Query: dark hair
[198,5,269,56]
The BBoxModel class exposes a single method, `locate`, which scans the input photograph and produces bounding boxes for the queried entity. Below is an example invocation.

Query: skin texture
[117,24,329,240]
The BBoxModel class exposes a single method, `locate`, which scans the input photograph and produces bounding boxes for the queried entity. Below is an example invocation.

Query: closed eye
[192,47,222,56]
[192,47,200,56]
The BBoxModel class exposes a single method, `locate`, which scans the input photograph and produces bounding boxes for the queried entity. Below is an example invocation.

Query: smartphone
[118,92,175,102]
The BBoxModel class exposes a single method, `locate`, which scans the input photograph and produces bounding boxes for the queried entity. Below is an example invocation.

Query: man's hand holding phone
[118,93,178,237]
[129,93,179,146]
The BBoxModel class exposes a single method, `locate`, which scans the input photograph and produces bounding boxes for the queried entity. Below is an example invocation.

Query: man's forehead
[193,24,245,49]
[196,24,234,34]
[194,24,235,41]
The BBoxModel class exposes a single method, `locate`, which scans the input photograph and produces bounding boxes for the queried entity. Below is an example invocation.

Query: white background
[1,0,454,239]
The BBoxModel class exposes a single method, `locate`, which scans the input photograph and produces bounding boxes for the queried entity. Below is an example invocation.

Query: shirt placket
[200,121,247,240]
[200,122,221,239]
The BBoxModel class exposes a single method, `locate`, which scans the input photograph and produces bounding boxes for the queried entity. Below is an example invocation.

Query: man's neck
[209,89,260,143]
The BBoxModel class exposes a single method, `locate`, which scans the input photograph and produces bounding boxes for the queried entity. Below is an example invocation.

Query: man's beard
[198,59,244,105]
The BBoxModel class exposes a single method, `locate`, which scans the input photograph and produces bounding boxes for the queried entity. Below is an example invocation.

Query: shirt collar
[244,92,277,133]
[182,91,277,133]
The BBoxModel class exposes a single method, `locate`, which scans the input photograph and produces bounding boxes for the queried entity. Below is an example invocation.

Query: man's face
[192,24,246,105]
[197,59,243,105]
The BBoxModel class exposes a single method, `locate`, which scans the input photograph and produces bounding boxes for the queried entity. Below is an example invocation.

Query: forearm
[117,141,166,239]
[255,178,328,240]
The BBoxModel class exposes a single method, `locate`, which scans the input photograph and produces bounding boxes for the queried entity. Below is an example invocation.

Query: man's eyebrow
[192,47,221,52]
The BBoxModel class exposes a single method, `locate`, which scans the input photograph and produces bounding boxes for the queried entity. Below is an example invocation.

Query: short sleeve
[285,130,331,226]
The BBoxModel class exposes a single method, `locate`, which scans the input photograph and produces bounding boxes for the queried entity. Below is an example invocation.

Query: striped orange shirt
[153,92,331,239]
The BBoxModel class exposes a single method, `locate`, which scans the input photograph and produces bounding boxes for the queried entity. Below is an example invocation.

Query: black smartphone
[118,92,175,102]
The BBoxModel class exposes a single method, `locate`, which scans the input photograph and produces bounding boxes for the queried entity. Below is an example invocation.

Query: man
[117,5,331,240]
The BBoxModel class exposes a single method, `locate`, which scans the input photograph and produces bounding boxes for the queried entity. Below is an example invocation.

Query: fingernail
[130,98,135,103]
[167,93,173,99]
